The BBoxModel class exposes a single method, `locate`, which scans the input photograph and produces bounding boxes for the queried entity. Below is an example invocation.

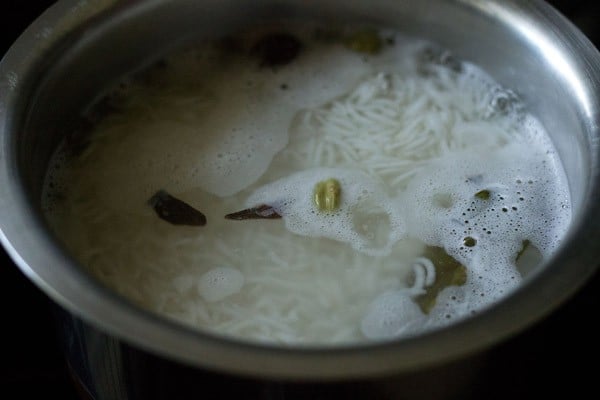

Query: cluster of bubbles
[246,167,405,257]
[245,141,570,339]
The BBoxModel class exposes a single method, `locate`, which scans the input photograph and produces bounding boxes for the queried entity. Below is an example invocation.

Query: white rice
[42,26,571,345]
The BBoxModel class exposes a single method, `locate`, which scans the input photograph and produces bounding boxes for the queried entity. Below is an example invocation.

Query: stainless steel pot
[1,0,598,396]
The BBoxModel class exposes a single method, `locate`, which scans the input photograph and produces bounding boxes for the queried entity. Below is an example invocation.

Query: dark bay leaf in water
[148,190,207,226]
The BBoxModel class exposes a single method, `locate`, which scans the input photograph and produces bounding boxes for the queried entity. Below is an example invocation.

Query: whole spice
[148,190,207,226]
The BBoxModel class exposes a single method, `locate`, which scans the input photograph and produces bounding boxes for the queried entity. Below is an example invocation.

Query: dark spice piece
[414,246,467,314]
[463,236,477,247]
[252,33,303,67]
[474,189,491,200]
[148,190,206,226]
[225,204,282,220]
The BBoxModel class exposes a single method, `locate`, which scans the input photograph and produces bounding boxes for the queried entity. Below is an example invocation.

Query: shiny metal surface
[0,0,599,379]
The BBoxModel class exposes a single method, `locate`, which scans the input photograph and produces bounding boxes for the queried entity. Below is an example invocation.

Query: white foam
[399,142,570,324]
[197,266,245,302]
[360,291,426,339]
[246,167,405,256]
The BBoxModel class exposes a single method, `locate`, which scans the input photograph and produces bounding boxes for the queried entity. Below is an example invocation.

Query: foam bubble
[246,167,405,256]
[197,266,245,302]
[401,142,570,319]
[361,291,425,339]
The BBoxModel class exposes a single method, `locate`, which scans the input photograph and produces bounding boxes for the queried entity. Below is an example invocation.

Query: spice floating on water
[314,178,342,212]
[463,236,477,247]
[148,190,207,226]
[225,177,343,220]
[225,204,282,220]
[414,246,467,313]
[474,189,491,200]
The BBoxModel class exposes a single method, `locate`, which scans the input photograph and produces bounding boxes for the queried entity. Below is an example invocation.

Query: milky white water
[42,26,571,345]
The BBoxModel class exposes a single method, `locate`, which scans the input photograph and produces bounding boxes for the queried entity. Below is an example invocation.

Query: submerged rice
[42,26,571,344]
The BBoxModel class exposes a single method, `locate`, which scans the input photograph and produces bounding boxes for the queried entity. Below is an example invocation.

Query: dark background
[1,1,598,399]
